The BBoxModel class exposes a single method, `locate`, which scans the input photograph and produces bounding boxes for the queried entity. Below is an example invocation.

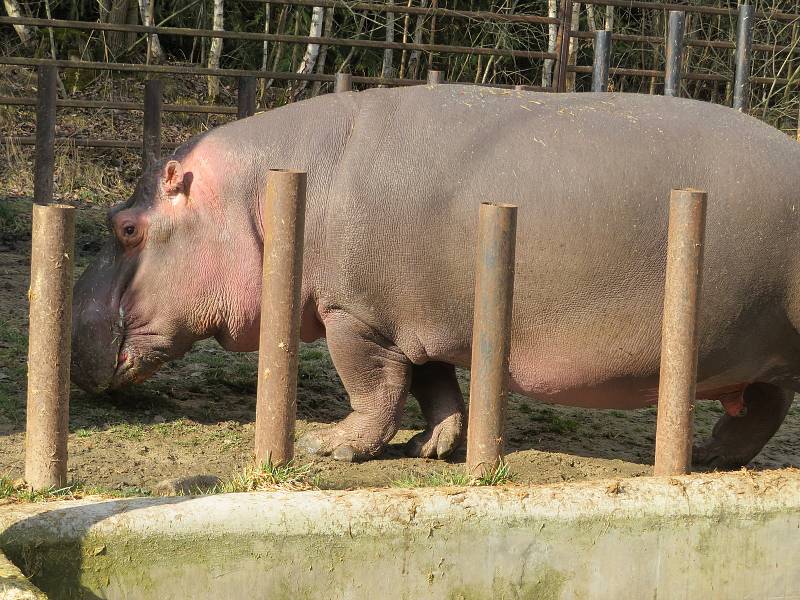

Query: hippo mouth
[111,325,175,389]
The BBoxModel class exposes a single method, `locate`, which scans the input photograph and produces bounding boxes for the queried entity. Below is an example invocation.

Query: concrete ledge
[0,470,799,599]
[0,549,46,600]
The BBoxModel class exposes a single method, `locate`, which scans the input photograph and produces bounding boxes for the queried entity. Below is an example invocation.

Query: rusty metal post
[25,203,75,490]
[466,202,517,477]
[237,76,257,119]
[255,170,307,466]
[34,65,57,204]
[733,3,755,112]
[664,11,686,98]
[142,78,162,172]
[591,30,612,92]
[654,189,707,477]
[427,70,444,84]
[335,72,352,93]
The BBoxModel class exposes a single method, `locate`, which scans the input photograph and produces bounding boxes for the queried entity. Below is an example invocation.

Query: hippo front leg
[297,311,411,462]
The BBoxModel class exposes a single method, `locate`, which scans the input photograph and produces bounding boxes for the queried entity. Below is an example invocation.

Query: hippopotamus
[71,84,800,468]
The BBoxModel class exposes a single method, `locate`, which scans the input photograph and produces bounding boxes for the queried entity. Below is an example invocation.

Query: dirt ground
[2,198,800,495]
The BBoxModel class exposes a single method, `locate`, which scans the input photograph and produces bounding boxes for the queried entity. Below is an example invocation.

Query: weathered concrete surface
[0,550,46,599]
[0,470,799,599]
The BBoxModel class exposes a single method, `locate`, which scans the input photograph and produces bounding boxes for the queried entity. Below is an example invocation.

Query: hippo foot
[405,412,464,459]
[297,418,391,463]
[692,382,793,470]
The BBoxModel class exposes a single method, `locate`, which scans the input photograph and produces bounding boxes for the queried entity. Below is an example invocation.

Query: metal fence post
[142,78,162,171]
[654,188,707,476]
[34,65,57,204]
[237,76,257,119]
[335,72,352,93]
[427,70,444,84]
[592,30,612,92]
[25,203,75,490]
[255,169,307,466]
[664,11,686,97]
[466,202,517,477]
[733,3,755,112]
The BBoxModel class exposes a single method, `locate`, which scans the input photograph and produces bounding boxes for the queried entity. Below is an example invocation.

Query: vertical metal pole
[654,189,707,477]
[237,76,257,119]
[25,204,75,490]
[255,170,307,466]
[664,11,686,98]
[427,70,444,84]
[142,78,162,172]
[555,0,574,93]
[591,30,612,92]
[335,72,352,93]
[34,65,57,204]
[733,4,755,112]
[466,202,517,477]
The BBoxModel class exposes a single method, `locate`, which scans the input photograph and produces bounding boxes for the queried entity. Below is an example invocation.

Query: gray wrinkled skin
[72,85,800,467]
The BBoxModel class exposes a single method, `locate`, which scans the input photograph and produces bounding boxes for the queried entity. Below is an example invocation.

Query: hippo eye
[123,225,136,237]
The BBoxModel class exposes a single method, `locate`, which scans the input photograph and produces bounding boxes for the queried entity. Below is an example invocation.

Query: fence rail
[0,16,557,61]
[0,0,799,151]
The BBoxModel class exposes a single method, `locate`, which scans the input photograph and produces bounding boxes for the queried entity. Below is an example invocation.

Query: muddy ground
[2,198,799,494]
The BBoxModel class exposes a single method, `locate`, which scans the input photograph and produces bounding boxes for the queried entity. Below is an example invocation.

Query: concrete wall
[0,470,799,599]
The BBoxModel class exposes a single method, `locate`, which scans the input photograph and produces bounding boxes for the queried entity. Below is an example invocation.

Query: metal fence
[1,0,799,153]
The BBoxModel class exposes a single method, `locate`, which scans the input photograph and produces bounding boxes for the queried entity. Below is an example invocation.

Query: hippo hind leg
[296,310,411,462]
[692,382,793,470]
[405,362,466,459]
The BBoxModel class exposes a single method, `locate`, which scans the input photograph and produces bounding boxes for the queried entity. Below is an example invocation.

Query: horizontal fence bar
[568,64,800,86]
[246,0,560,24]
[2,136,180,149]
[579,0,800,22]
[0,16,557,61]
[0,57,551,91]
[569,29,800,56]
[0,96,239,114]
[0,56,404,85]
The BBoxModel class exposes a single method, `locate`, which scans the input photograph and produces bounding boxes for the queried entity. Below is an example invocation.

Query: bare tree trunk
[398,0,413,78]
[207,0,224,101]
[311,7,334,96]
[265,5,289,89]
[381,1,395,84]
[138,0,164,63]
[408,0,429,79]
[339,12,367,73]
[260,3,271,100]
[605,5,614,31]
[566,3,580,91]
[587,3,596,32]
[3,0,32,47]
[289,10,302,71]
[100,0,136,58]
[293,6,325,96]
[541,0,557,87]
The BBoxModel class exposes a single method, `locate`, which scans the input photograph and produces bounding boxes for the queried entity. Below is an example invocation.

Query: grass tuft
[0,476,150,503]
[474,461,514,486]
[219,461,318,493]
[392,462,514,488]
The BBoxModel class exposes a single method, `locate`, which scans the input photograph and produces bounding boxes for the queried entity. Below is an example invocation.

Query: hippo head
[71,153,263,393]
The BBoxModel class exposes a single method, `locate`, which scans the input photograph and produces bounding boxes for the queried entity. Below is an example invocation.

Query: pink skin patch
[698,384,748,417]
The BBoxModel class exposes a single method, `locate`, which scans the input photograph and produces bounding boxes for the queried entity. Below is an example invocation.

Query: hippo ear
[162,160,185,195]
